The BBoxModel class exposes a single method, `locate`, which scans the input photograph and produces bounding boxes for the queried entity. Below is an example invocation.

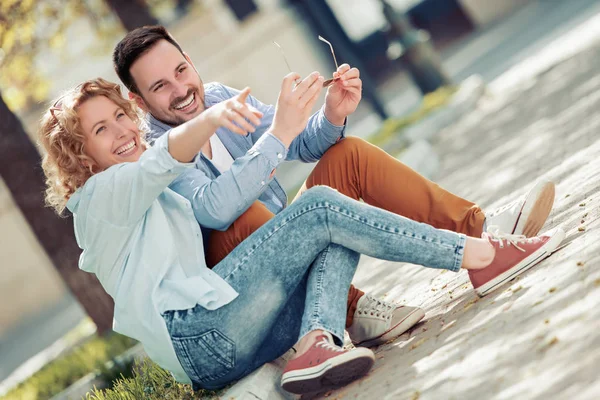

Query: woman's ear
[129,92,148,112]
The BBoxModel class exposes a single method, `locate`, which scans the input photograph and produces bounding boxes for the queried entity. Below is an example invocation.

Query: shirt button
[261,181,265,185]
[277,153,283,159]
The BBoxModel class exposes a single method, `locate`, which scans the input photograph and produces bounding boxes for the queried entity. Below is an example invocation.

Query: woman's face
[78,95,144,171]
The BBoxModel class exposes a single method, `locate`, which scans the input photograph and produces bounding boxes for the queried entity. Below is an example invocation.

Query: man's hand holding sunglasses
[324,64,362,126]
[269,71,325,148]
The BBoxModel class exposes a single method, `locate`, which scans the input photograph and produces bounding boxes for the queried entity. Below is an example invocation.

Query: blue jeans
[162,186,466,390]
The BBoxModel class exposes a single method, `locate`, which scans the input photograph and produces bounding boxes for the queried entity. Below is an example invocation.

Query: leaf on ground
[544,319,550,324]
[513,285,523,293]
[594,279,600,287]
[577,261,585,266]
[583,213,589,218]
[537,337,559,352]
[533,300,544,306]
[411,391,421,400]
[549,287,557,293]
[463,298,478,311]
[410,337,428,350]
[578,226,586,231]
[564,194,570,198]
[579,202,586,206]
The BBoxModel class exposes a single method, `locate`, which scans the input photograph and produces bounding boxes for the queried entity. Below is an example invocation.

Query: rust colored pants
[206,137,485,327]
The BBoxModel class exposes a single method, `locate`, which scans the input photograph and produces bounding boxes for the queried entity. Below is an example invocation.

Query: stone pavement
[302,15,600,400]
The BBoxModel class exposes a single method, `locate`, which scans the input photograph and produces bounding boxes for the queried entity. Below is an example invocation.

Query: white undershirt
[206,134,235,173]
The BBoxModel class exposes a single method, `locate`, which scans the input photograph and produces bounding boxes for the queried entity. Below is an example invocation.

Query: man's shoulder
[204,81,235,104]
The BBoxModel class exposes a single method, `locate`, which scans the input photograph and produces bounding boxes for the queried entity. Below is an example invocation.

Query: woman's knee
[298,185,341,204]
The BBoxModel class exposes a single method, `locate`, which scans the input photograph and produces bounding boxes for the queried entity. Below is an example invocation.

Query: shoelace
[316,336,345,352]
[357,295,395,319]
[486,225,537,252]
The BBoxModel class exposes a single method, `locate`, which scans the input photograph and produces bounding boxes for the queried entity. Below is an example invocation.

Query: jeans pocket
[171,329,236,384]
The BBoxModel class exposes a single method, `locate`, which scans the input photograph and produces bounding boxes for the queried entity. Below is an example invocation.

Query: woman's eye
[96,126,106,135]
[116,112,125,119]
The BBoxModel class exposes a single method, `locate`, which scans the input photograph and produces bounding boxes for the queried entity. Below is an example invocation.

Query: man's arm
[285,63,362,162]
[169,133,287,230]
[220,84,345,164]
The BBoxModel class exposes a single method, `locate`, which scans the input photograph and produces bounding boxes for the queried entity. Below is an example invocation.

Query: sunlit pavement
[303,10,600,400]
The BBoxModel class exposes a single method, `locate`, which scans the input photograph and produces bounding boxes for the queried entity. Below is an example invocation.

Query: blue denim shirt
[65,132,286,384]
[148,82,346,230]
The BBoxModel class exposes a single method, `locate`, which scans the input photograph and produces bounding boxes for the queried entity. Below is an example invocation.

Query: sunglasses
[274,36,341,88]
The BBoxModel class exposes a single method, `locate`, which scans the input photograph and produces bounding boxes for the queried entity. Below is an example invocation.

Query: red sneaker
[280,332,375,394]
[469,227,565,296]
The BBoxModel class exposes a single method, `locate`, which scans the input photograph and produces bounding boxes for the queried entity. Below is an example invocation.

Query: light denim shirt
[148,82,346,231]
[66,132,288,383]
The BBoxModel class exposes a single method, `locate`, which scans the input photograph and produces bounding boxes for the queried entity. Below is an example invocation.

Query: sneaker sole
[475,227,565,297]
[514,181,555,237]
[280,349,375,394]
[354,308,426,348]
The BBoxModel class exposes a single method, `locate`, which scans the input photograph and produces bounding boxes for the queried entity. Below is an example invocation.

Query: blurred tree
[0,0,163,335]
[104,0,159,31]
[0,90,115,333]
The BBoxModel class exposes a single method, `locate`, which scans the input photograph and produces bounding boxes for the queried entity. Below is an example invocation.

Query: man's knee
[332,136,367,152]
[322,136,371,162]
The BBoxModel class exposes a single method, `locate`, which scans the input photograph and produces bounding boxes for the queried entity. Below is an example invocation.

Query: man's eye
[154,84,163,92]
[178,66,186,74]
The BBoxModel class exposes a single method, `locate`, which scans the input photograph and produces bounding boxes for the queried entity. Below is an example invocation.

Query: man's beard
[148,87,206,127]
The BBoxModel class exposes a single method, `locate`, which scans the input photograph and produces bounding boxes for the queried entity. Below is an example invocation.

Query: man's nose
[172,81,188,100]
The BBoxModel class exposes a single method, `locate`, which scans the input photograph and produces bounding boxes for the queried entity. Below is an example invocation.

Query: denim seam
[326,204,459,251]
[451,233,467,272]
[223,201,460,280]
[311,246,328,322]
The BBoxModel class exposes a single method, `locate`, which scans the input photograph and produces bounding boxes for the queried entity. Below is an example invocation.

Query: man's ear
[129,91,148,112]
[183,52,201,76]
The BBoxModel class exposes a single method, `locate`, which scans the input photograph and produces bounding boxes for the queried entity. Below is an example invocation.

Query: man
[112,26,555,349]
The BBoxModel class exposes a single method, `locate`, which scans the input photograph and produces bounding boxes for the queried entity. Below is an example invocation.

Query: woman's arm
[86,88,262,225]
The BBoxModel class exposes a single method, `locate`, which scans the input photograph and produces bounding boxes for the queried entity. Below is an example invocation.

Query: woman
[38,78,564,395]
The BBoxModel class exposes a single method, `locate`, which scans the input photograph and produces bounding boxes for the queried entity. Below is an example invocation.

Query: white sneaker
[347,294,425,348]
[486,180,555,237]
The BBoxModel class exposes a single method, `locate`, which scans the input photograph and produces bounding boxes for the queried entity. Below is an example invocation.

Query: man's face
[129,40,205,126]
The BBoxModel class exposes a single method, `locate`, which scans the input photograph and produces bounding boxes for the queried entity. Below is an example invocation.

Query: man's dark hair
[113,25,185,95]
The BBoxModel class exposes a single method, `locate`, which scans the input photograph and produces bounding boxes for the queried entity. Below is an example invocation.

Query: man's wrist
[267,128,292,148]
[323,107,346,126]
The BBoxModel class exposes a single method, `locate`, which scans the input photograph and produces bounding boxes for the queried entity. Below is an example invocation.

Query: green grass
[86,358,224,400]
[367,85,456,148]
[1,331,137,400]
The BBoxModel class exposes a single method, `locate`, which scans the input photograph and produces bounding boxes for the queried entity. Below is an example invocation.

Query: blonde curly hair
[38,78,147,215]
